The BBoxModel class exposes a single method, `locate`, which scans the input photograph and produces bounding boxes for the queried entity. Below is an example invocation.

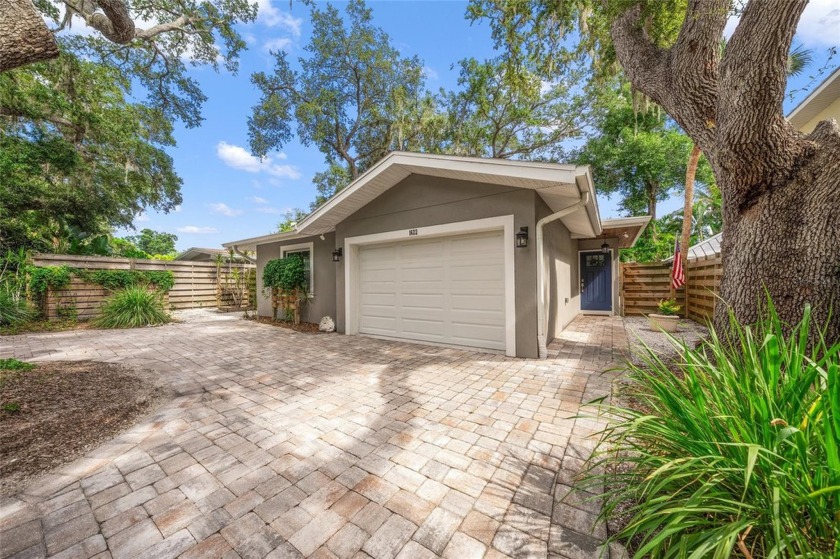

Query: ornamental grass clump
[586,299,840,558]
[0,289,35,326]
[93,286,170,329]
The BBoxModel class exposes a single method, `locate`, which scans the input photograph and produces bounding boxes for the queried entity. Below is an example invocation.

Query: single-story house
[225,152,649,358]
[175,247,251,262]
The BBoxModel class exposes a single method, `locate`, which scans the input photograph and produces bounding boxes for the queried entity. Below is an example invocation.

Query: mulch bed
[0,361,169,496]
[250,316,324,333]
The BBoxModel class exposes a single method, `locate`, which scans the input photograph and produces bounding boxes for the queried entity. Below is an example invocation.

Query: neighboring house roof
[225,152,607,251]
[175,247,231,261]
[598,216,652,249]
[787,67,840,132]
[664,232,722,262]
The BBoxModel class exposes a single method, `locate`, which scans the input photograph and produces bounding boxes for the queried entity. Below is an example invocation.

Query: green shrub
[586,299,840,558]
[28,266,71,294]
[263,255,307,294]
[656,298,681,316]
[0,289,35,326]
[0,358,35,371]
[93,287,171,328]
[76,269,175,292]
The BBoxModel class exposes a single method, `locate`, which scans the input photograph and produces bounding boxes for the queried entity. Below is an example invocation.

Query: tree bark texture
[0,0,59,72]
[612,0,840,341]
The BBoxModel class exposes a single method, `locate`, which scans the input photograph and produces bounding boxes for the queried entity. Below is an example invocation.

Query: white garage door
[357,230,506,351]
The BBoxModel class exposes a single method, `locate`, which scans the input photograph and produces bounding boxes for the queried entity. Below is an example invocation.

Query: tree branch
[611,1,729,153]
[716,0,810,212]
[62,0,135,44]
[0,0,60,72]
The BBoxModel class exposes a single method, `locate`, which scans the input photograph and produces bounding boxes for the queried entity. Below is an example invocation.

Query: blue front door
[580,251,612,312]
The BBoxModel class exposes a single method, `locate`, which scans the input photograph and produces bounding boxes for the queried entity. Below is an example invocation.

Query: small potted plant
[649,298,681,332]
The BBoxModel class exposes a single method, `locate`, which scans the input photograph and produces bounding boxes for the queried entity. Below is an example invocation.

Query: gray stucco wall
[578,237,621,314]
[333,174,542,358]
[536,198,580,343]
[255,232,337,324]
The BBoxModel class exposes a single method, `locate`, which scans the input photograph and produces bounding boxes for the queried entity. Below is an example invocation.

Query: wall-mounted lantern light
[332,248,343,262]
[601,242,610,254]
[515,227,529,248]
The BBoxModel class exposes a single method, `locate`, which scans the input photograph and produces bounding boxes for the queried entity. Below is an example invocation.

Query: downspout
[536,192,590,359]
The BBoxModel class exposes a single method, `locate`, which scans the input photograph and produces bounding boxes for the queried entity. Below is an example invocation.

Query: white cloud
[423,66,439,80]
[795,0,840,48]
[216,141,301,179]
[255,207,284,214]
[725,0,840,47]
[135,213,150,222]
[256,0,303,35]
[173,205,182,213]
[177,226,217,234]
[209,202,243,216]
[251,196,269,204]
[263,37,293,53]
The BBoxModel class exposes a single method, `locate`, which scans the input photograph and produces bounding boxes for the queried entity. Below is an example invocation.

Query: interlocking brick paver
[2,312,626,558]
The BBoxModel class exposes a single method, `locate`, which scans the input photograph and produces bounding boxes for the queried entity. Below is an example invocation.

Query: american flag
[671,240,686,289]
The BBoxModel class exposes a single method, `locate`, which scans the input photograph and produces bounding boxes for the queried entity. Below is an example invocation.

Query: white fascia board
[222,231,305,251]
[787,67,840,128]
[575,165,602,236]
[296,151,583,235]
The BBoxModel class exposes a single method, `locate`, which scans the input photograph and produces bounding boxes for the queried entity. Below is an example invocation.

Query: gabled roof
[222,231,306,252]
[787,67,840,130]
[224,152,604,251]
[174,247,228,260]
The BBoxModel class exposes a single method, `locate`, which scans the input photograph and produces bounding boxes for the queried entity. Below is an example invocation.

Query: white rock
[319,316,335,332]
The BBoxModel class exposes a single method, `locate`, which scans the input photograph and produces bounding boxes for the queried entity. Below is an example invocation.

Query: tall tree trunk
[672,144,701,299]
[611,0,840,342]
[717,121,840,335]
[681,144,700,265]
[0,0,59,72]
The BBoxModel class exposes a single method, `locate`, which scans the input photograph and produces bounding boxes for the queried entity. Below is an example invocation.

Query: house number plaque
[408,229,418,236]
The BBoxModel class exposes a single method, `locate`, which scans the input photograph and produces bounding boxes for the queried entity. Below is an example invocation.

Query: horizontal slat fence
[32,254,255,320]
[684,255,722,322]
[621,255,723,322]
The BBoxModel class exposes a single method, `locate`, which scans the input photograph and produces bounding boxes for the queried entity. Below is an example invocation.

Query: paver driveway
[1,311,627,559]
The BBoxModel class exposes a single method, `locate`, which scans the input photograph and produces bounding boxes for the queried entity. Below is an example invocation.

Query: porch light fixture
[332,248,343,262]
[515,227,529,248]
[601,242,610,254]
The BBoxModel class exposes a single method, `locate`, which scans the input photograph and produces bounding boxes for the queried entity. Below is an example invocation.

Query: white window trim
[281,241,315,297]
[578,248,615,315]
[344,215,516,357]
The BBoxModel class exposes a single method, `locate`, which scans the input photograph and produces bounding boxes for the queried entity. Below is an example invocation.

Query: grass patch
[93,287,171,329]
[0,359,35,372]
[585,299,840,558]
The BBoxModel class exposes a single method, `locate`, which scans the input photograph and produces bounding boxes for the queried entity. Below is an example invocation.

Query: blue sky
[111,0,839,251]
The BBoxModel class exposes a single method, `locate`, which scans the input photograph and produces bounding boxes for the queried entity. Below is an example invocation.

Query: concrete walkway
[1,312,627,559]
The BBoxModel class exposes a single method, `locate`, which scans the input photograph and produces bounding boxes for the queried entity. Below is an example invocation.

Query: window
[281,242,314,295]
[585,254,607,268]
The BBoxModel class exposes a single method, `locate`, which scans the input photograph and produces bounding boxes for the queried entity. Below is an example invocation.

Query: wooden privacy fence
[32,254,256,321]
[621,255,723,322]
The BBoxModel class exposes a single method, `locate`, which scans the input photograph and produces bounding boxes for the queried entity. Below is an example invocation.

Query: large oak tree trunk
[0,0,59,72]
[612,0,840,342]
[719,121,840,334]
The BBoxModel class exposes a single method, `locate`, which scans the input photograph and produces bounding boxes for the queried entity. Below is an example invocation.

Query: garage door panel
[360,292,397,306]
[450,265,504,282]
[451,294,505,312]
[357,230,506,352]
[401,293,444,309]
